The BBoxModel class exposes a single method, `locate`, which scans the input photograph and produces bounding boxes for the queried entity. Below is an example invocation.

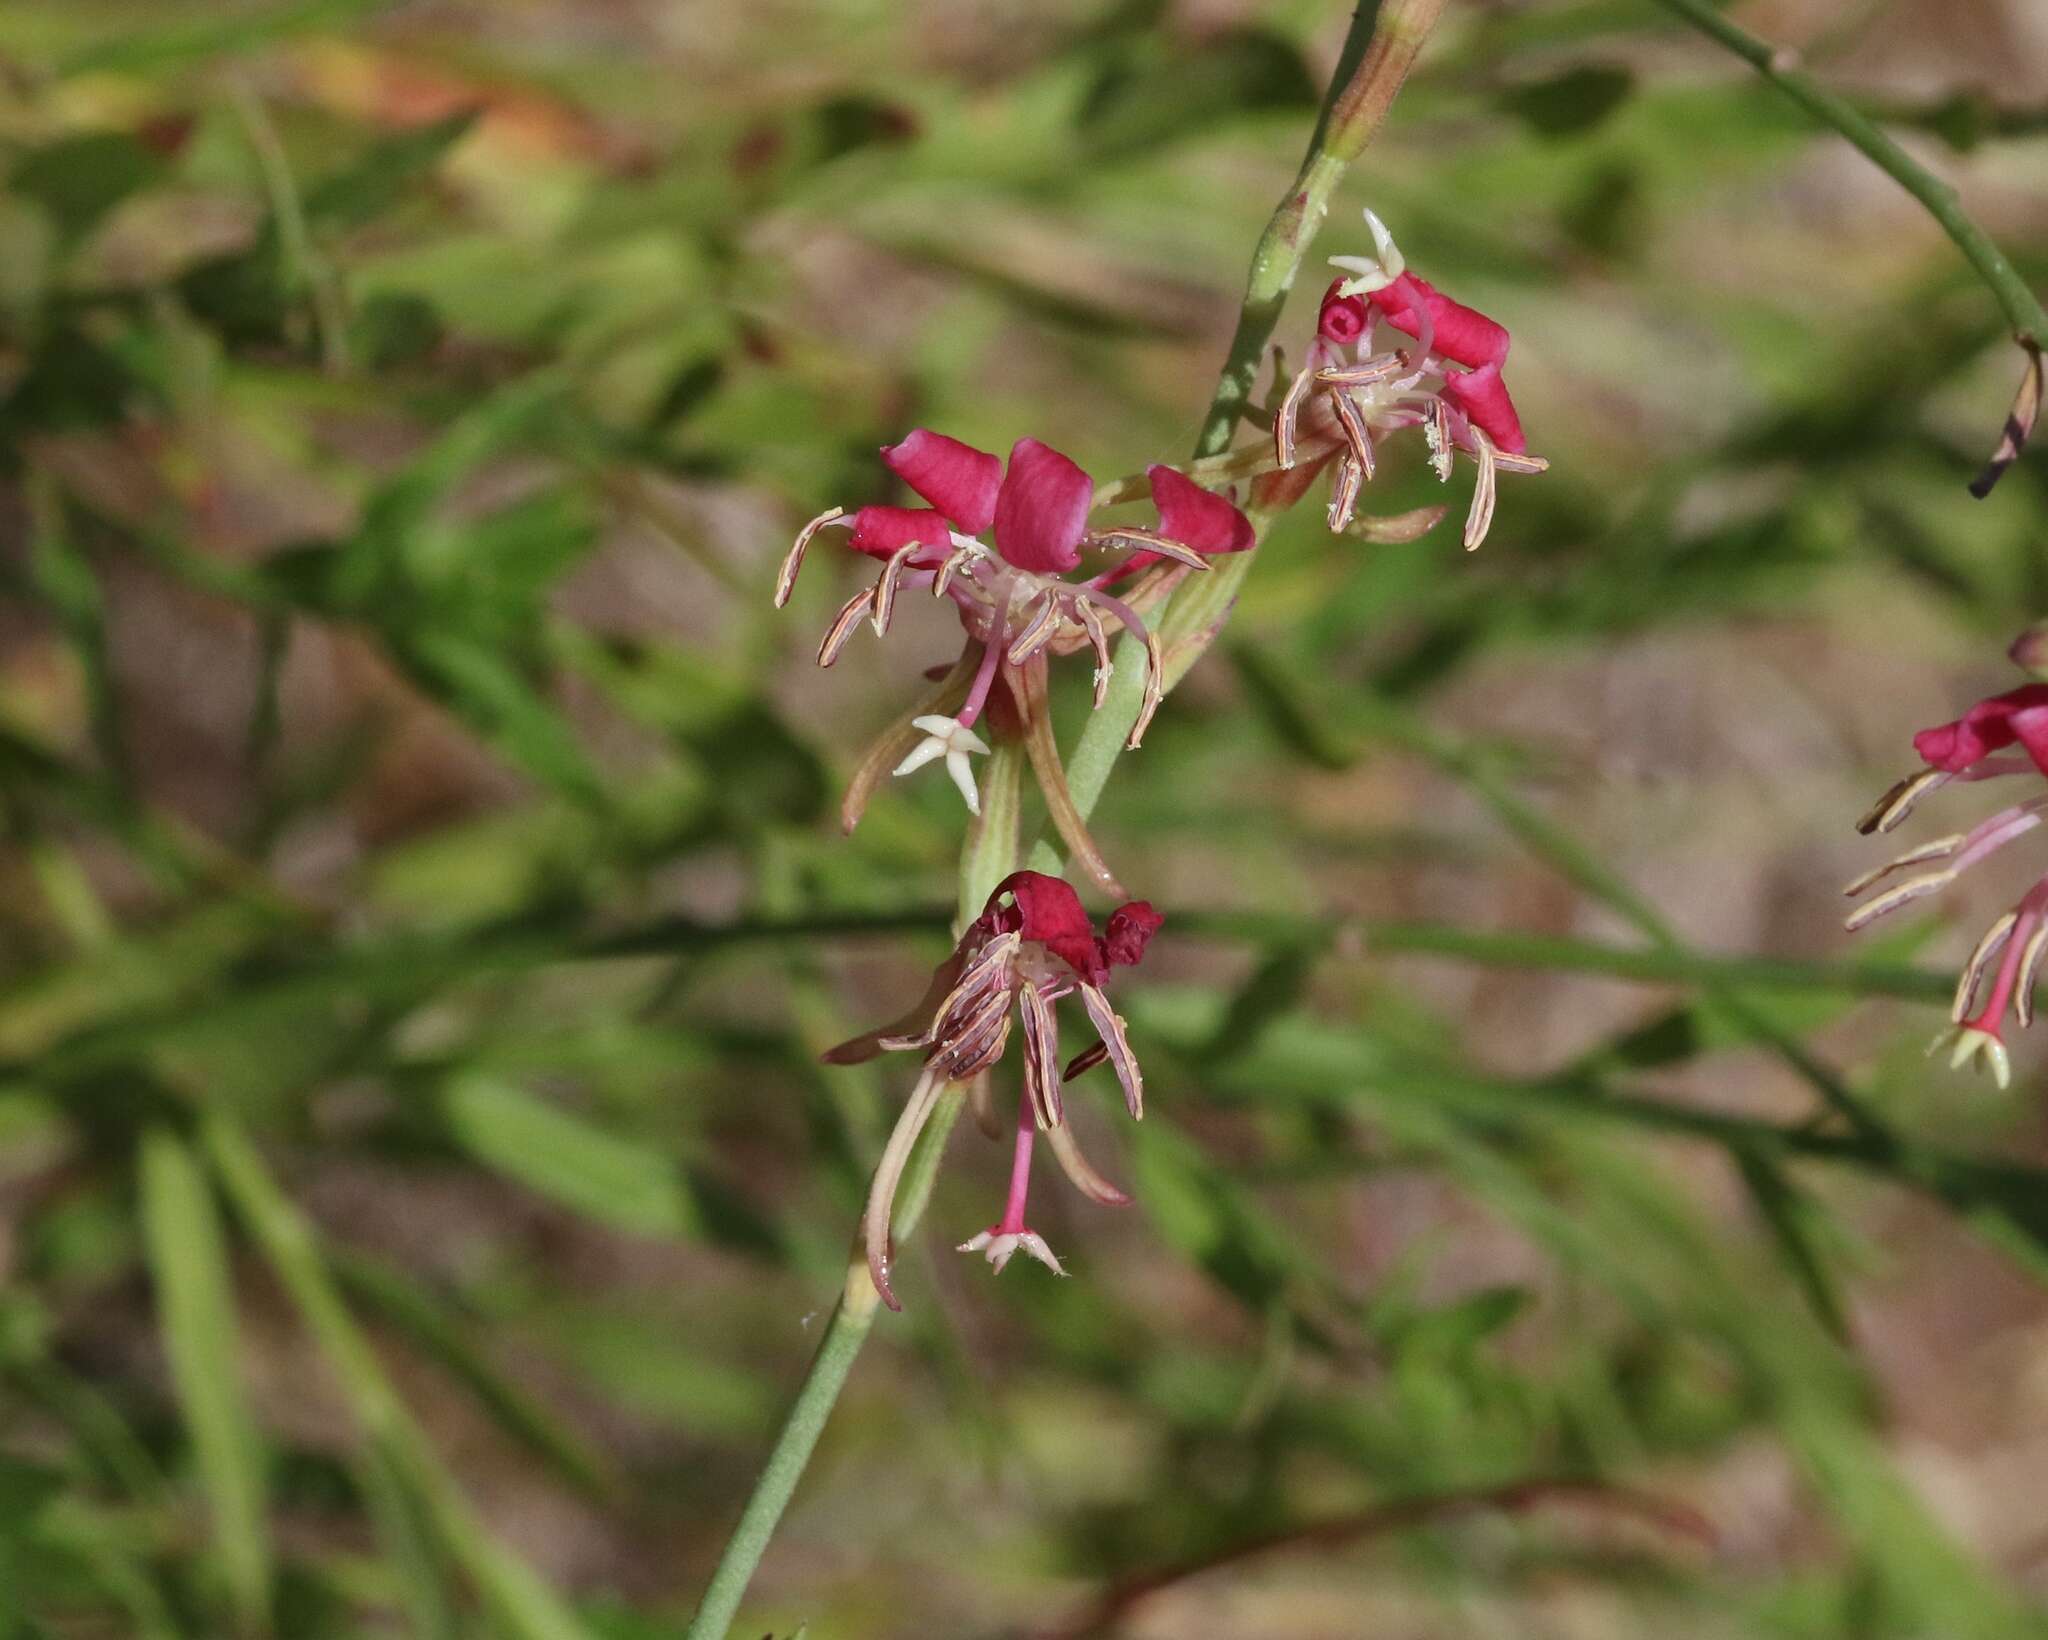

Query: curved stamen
[1006,595,1063,667]
[1327,454,1363,533]
[1464,428,1498,552]
[1082,587,1165,749]
[774,506,846,608]
[1856,768,1951,835]
[1276,365,1316,470]
[817,585,878,667]
[1329,389,1377,481]
[1954,910,2019,1022]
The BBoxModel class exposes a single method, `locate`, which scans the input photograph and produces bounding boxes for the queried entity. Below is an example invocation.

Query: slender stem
[1648,0,2044,347]
[680,1262,882,1640]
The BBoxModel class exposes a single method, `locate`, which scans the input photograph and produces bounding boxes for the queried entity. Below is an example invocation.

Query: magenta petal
[992,439,1092,574]
[1103,901,1163,968]
[1916,685,2048,776]
[881,430,1002,534]
[1146,465,1254,556]
[845,505,952,561]
[988,870,1106,983]
[1442,365,1527,455]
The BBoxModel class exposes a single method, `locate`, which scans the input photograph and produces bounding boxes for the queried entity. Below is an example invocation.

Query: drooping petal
[846,505,953,561]
[1442,362,1527,455]
[1146,465,1254,557]
[992,438,1092,573]
[986,869,1108,984]
[881,430,1002,533]
[860,1066,949,1311]
[1913,685,2048,776]
[1103,901,1163,967]
[1044,1118,1131,1206]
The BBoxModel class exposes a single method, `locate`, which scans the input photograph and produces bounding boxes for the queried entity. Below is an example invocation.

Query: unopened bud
[2010,622,2048,679]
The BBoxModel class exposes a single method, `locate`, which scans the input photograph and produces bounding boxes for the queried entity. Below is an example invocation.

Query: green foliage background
[1,1,2047,1636]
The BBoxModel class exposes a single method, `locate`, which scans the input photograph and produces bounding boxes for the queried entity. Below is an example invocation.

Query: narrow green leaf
[138,1126,271,1630]
[441,1073,695,1237]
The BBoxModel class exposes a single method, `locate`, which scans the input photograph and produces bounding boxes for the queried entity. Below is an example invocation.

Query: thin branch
[1647,0,2044,493]
[1038,1478,1715,1640]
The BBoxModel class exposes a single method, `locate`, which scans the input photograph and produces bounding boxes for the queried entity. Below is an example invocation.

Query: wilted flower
[775,432,1251,891]
[1845,669,2048,1087]
[1274,209,1547,548]
[824,870,1161,1309]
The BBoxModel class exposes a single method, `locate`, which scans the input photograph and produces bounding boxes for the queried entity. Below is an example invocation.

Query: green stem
[680,1261,882,1640]
[1648,0,2045,347]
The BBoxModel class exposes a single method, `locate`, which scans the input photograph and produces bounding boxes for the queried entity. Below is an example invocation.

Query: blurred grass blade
[201,1113,595,1640]
[441,1072,694,1238]
[358,1438,461,1640]
[137,1126,272,1632]
[334,1251,617,1501]
[54,0,395,75]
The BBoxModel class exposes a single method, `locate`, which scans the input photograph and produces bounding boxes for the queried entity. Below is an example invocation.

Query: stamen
[1463,428,1498,552]
[871,540,926,636]
[2019,920,2048,1029]
[1128,627,1165,751]
[1006,596,1063,667]
[1954,910,2019,1022]
[1087,528,1212,571]
[1019,980,1063,1128]
[1329,389,1377,481]
[1063,1041,1110,1080]
[1856,767,1949,835]
[1842,867,1958,931]
[1842,833,1964,897]
[1493,450,1550,475]
[1077,599,1113,710]
[1315,357,1406,391]
[1425,398,1454,482]
[816,585,878,667]
[932,545,972,600]
[1327,454,1363,532]
[1078,982,1143,1119]
[774,506,845,608]
[1276,365,1315,470]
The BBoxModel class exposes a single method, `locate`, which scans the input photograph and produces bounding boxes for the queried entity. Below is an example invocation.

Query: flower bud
[2010,622,2048,680]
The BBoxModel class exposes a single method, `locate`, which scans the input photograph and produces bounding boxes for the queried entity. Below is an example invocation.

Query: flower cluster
[825,872,1161,1307]
[1274,210,1547,547]
[1846,659,2048,1087]
[774,208,1544,1302]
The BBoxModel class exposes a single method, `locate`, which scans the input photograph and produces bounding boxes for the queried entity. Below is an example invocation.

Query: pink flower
[1277,210,1547,549]
[774,432,1251,892]
[824,871,1161,1308]
[1845,675,2048,1087]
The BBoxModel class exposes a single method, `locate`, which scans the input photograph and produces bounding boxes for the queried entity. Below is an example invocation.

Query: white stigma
[958,1228,1067,1276]
[895,715,990,814]
[1330,207,1406,297]
[1933,1025,2011,1089]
